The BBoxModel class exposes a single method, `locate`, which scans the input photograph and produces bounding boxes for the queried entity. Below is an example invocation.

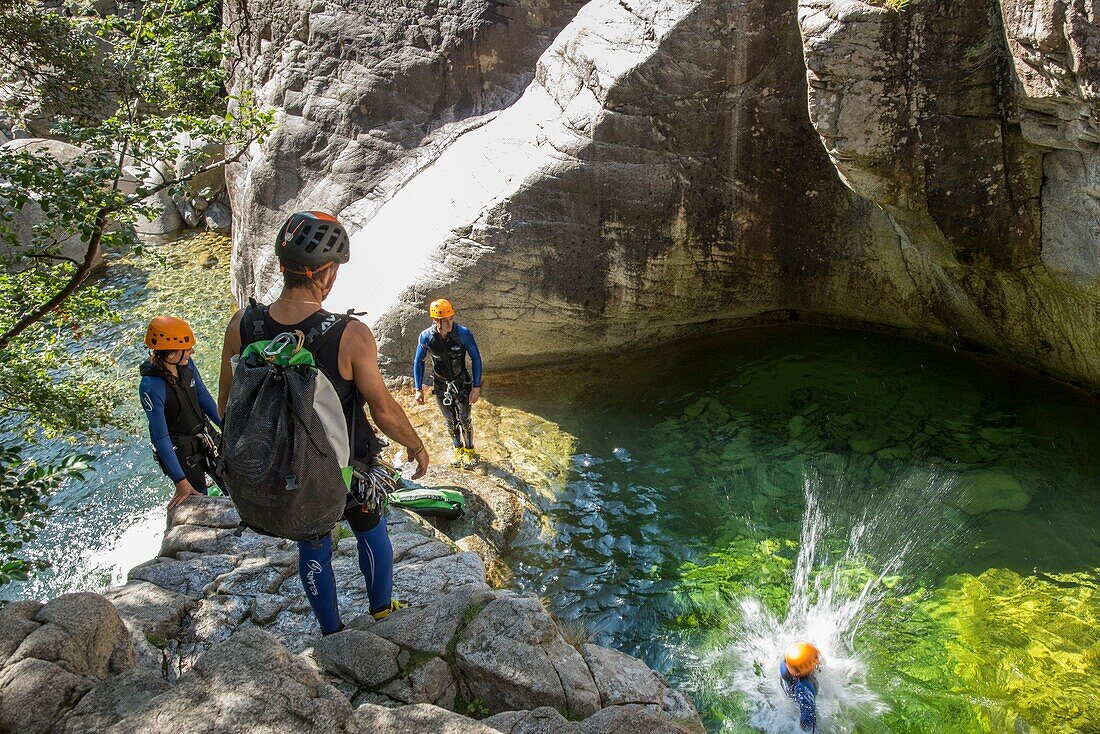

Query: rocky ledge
[0,496,703,733]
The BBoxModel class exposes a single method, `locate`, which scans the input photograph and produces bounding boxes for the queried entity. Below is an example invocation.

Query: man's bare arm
[345,321,428,478]
[217,309,244,418]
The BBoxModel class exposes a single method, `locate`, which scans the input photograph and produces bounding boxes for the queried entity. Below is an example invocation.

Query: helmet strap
[279,261,335,279]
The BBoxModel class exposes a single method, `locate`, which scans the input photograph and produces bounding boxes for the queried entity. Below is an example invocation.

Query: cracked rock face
[455,592,601,718]
[229,0,1100,391]
[999,0,1100,150]
[224,0,585,303]
[797,0,1100,386]
[0,594,135,734]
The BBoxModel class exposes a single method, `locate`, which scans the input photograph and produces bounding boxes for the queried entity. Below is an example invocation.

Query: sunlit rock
[352,702,498,733]
[581,644,702,729]
[484,706,577,734]
[224,0,585,302]
[455,592,601,718]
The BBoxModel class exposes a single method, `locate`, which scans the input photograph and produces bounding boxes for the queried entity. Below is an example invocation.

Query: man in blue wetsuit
[780,641,820,732]
[413,298,483,467]
[139,316,224,510]
[218,211,429,634]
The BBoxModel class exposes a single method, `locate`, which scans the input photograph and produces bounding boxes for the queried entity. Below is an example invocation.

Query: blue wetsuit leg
[298,536,342,634]
[355,514,393,614]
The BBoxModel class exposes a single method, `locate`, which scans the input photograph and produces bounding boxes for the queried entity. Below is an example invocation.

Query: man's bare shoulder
[342,318,376,342]
[223,308,246,340]
[341,317,378,357]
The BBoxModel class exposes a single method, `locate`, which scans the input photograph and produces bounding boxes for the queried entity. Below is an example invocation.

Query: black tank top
[240,305,383,459]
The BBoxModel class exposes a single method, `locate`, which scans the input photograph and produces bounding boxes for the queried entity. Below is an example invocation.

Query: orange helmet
[429,298,455,319]
[145,316,195,350]
[785,641,820,677]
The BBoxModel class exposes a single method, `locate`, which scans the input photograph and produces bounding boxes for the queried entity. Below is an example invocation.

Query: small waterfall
[710,467,963,733]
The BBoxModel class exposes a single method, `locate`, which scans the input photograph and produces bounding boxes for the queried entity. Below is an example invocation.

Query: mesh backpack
[219,304,355,541]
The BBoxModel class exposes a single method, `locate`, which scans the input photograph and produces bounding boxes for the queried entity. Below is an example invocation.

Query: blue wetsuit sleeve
[140,376,186,482]
[793,677,817,731]
[413,331,429,390]
[457,326,482,387]
[779,661,817,731]
[192,362,221,427]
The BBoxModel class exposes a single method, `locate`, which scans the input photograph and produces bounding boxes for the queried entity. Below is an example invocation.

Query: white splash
[710,468,960,733]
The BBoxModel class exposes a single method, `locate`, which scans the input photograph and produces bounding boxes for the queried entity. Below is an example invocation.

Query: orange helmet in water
[785,641,820,677]
[144,316,195,350]
[429,298,455,319]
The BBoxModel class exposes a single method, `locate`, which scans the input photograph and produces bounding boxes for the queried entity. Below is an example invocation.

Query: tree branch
[0,133,257,351]
[28,252,82,266]
[0,208,107,350]
[120,133,258,208]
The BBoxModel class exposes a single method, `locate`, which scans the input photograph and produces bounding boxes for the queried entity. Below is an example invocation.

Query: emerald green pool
[492,327,1100,733]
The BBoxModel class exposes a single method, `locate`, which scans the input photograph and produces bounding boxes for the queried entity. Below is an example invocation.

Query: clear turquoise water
[1,235,234,602]
[492,326,1100,733]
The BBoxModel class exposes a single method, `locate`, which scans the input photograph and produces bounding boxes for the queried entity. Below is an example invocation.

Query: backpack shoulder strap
[239,300,269,348]
[300,309,351,355]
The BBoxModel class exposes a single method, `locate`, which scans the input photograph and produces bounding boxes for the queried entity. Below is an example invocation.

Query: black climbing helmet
[276,211,350,277]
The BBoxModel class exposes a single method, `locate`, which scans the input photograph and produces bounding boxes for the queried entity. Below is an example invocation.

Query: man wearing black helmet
[218,211,429,633]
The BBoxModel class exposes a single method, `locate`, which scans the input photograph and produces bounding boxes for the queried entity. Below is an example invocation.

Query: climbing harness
[440,379,462,407]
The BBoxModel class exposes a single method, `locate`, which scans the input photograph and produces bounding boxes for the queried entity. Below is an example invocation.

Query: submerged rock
[954,469,1033,514]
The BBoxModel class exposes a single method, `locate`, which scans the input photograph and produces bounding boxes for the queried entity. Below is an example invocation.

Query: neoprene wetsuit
[242,305,393,633]
[139,359,224,493]
[413,324,482,450]
[780,660,818,732]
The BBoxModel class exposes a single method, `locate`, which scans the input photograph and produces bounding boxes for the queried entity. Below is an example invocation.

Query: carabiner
[262,330,306,362]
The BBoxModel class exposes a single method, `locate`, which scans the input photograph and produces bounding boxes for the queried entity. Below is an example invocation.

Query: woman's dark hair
[152,350,181,386]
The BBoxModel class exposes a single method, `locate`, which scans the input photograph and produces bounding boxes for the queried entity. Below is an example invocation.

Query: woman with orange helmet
[780,641,821,731]
[139,316,224,510]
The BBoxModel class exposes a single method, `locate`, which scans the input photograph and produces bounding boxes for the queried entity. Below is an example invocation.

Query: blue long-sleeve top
[413,323,482,390]
[139,361,220,482]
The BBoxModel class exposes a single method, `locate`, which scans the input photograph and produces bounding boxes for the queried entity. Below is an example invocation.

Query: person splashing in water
[780,641,821,731]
